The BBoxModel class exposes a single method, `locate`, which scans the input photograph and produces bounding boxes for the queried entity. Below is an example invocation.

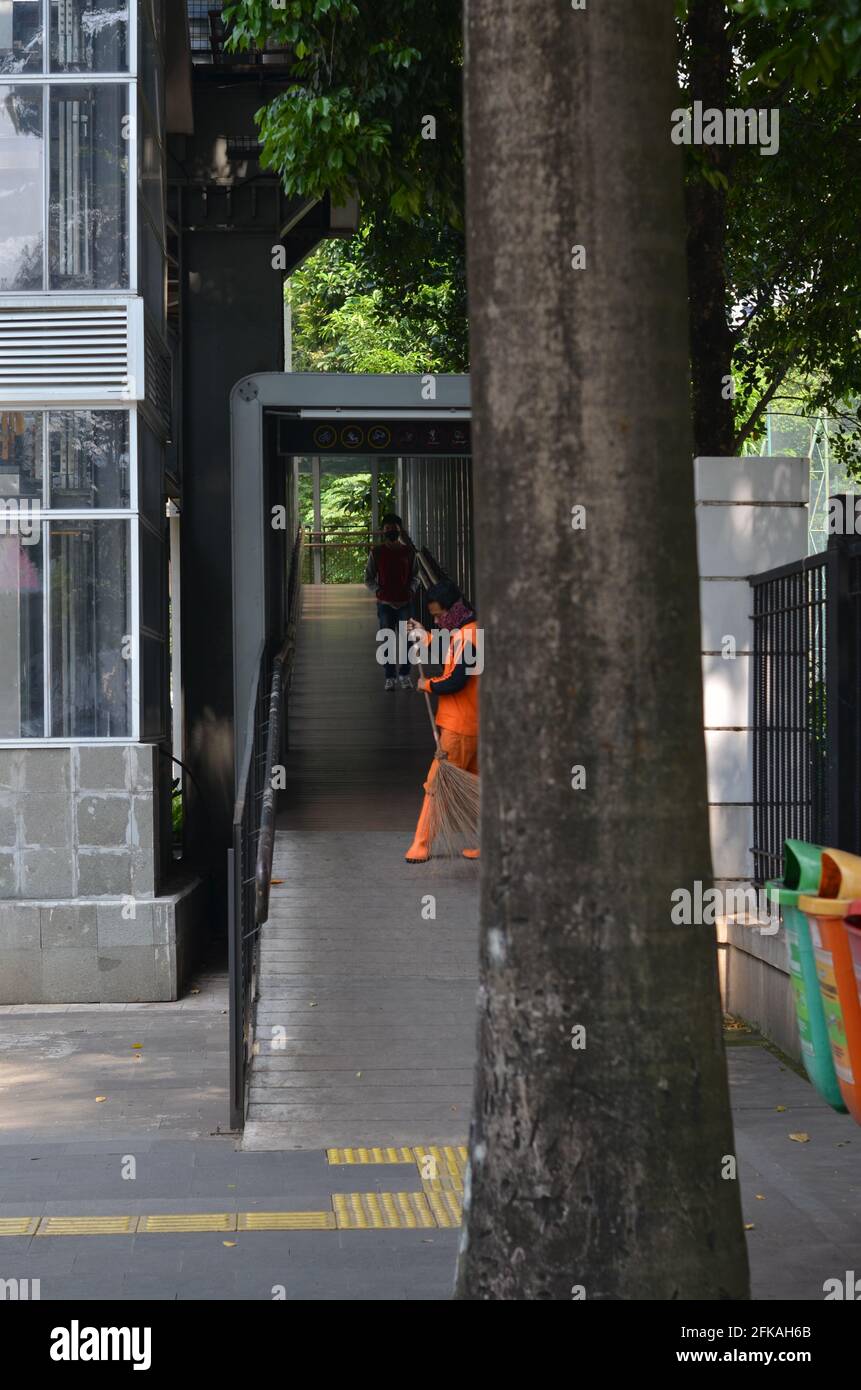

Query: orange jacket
[425,619,479,737]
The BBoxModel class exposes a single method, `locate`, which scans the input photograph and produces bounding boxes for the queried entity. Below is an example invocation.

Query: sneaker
[397,675,413,690]
[384,678,396,691]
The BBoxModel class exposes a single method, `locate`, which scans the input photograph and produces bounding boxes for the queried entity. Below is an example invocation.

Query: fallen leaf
[308,1002,317,1008]
[755,1194,764,1201]
[190,988,200,995]
[356,1072,362,1078]
[131,1043,143,1050]
[744,1223,755,1231]
[271,879,284,885]
[95,1096,107,1103]
[223,1241,236,1248]
[775,1105,786,1112]
[789,1132,810,1143]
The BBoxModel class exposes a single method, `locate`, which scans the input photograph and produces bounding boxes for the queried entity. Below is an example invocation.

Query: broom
[413,640,480,858]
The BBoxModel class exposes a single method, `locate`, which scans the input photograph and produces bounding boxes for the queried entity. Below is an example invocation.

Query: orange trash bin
[798,849,861,1125]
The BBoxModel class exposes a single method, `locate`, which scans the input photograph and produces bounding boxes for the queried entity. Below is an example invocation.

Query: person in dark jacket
[365,513,420,690]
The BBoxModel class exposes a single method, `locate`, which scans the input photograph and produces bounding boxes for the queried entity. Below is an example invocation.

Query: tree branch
[733,364,791,452]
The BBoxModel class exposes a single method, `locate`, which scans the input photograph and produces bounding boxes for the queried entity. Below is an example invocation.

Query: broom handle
[411,634,442,753]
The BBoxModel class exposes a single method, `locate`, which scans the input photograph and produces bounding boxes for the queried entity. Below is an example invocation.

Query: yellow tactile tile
[332,1191,435,1230]
[425,1190,463,1228]
[137,1213,236,1233]
[412,1145,468,1179]
[36,1215,136,1237]
[326,1147,414,1165]
[0,1217,39,1237]
[421,1173,464,1194]
[237,1211,336,1231]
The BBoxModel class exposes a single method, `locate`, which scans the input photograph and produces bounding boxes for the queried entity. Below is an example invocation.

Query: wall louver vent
[0,301,144,403]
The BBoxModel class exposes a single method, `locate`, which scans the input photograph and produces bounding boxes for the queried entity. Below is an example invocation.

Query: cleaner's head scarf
[435,598,474,631]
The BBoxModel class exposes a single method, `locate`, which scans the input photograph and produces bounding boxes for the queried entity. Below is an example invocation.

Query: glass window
[139,5,159,132]
[0,410,42,499]
[0,0,43,75]
[49,83,128,289]
[49,409,129,507]
[50,0,128,72]
[50,517,130,736]
[0,528,44,737]
[0,85,43,290]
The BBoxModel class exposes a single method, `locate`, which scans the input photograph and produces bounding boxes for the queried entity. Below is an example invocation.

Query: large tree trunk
[456,0,750,1300]
[686,0,735,457]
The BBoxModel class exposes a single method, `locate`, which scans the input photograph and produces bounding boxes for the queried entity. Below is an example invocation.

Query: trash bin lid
[798,848,861,917]
[845,899,861,934]
[766,838,823,906]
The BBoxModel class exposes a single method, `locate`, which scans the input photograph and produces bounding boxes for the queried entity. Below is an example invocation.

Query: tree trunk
[686,0,735,457]
[456,0,750,1300]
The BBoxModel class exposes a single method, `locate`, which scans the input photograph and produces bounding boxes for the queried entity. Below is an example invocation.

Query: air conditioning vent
[0,302,143,402]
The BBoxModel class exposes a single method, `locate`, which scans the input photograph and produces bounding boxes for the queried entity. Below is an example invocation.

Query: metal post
[825,501,854,850]
[227,845,241,1130]
[312,456,322,584]
[370,458,379,536]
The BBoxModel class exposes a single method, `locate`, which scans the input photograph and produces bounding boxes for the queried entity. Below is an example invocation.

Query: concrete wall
[0,745,159,901]
[0,744,207,1002]
[696,454,809,1058]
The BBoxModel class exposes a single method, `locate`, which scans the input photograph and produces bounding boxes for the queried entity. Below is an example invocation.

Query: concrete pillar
[696,454,809,1055]
[696,454,809,894]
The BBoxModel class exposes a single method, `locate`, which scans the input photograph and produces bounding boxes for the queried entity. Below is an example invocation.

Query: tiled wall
[0,746,158,901]
[0,744,206,1003]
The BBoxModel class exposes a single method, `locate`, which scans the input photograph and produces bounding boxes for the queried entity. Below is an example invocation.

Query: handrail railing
[255,527,304,925]
[228,527,303,1129]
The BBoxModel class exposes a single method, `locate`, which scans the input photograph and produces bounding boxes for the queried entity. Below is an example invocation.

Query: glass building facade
[0,0,168,746]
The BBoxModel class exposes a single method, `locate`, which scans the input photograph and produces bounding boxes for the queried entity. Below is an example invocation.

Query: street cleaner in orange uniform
[405,580,480,863]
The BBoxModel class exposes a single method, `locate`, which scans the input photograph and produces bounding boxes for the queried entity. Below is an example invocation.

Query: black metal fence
[228,530,303,1130]
[751,516,861,885]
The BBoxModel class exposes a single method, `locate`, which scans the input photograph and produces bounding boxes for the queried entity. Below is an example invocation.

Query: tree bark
[456,0,750,1300]
[686,0,735,457]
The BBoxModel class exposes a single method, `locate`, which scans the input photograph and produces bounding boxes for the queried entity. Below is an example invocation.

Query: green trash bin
[767,839,847,1113]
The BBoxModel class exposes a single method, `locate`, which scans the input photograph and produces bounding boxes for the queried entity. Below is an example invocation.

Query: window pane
[49,84,128,289]
[0,411,42,500]
[0,85,43,289]
[139,6,160,131]
[50,0,128,72]
[0,0,43,74]
[0,528,44,737]
[49,409,129,507]
[50,518,130,736]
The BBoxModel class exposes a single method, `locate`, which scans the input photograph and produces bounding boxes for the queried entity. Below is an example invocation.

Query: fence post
[825,498,856,851]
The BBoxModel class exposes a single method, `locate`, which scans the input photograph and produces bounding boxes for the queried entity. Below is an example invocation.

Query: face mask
[383,530,399,542]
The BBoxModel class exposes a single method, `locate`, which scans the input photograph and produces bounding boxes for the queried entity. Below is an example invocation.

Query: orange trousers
[407,729,478,860]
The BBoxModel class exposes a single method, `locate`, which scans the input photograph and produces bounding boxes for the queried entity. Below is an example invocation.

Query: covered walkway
[243,585,481,1150]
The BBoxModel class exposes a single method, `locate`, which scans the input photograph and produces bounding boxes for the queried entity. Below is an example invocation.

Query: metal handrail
[255,528,304,925]
[228,526,303,1129]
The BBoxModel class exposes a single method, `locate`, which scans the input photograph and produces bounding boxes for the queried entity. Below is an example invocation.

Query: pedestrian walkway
[244,585,480,1150]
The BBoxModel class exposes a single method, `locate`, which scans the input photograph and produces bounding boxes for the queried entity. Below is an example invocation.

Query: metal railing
[750,516,861,885]
[228,529,303,1129]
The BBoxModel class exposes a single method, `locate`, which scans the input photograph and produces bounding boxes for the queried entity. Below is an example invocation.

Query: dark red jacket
[367,543,416,605]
